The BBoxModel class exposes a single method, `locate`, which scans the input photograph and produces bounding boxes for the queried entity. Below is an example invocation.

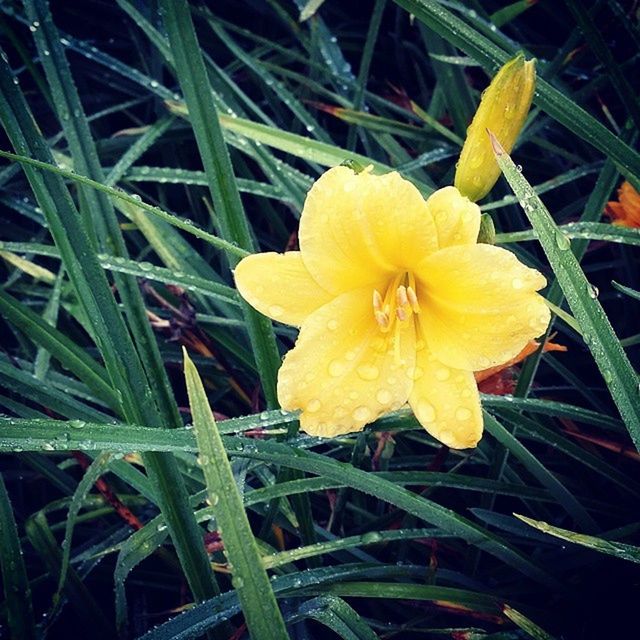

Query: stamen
[406,286,420,313]
[396,285,408,307]
[373,289,383,311]
[396,307,407,321]
[375,310,390,329]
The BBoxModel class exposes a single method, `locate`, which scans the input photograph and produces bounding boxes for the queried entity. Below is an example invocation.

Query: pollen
[373,274,420,331]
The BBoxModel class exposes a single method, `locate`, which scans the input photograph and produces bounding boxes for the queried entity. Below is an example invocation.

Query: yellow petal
[298,166,438,295]
[416,244,550,371]
[234,252,333,326]
[277,286,415,437]
[425,186,481,249]
[409,345,483,449]
[455,54,536,202]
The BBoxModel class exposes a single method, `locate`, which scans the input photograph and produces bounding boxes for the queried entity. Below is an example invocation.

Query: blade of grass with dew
[0,473,37,640]
[496,222,640,247]
[160,0,281,406]
[612,281,640,302]
[490,132,640,448]
[515,514,640,564]
[183,348,289,639]
[502,604,557,640]
[34,263,64,380]
[295,595,380,640]
[56,453,113,601]
[0,149,247,259]
[0,417,560,586]
[392,0,640,182]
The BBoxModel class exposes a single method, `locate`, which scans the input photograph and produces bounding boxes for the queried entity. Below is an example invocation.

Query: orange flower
[605,181,640,228]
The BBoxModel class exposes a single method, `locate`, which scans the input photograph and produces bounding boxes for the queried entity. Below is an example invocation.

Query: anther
[373,289,383,311]
[406,286,420,313]
[396,285,408,307]
[375,310,390,329]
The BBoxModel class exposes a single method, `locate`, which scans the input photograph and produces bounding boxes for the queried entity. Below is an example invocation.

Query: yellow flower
[455,53,536,202]
[234,167,550,449]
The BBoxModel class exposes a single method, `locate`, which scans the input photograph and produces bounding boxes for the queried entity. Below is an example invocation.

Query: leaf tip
[487,128,505,156]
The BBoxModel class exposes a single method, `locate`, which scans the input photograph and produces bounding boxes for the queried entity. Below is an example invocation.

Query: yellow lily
[235,166,550,449]
[455,53,536,202]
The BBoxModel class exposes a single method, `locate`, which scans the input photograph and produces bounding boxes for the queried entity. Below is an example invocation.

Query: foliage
[0,1,638,639]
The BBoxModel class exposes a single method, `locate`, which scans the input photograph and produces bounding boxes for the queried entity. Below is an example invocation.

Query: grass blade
[161,0,281,406]
[490,132,640,448]
[183,348,289,639]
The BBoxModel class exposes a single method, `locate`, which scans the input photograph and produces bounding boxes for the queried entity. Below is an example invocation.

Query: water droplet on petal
[352,406,371,422]
[376,389,392,404]
[329,360,345,377]
[415,399,436,423]
[269,304,284,317]
[327,319,338,330]
[357,364,379,380]
[455,407,472,421]
[435,367,450,381]
[307,399,321,413]
[511,277,524,290]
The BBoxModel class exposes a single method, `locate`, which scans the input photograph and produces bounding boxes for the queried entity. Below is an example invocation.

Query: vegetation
[0,1,638,638]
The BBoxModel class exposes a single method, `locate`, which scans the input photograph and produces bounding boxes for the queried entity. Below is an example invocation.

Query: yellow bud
[455,53,536,202]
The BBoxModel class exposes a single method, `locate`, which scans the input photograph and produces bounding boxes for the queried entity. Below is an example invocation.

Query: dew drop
[327,319,338,331]
[555,231,571,250]
[602,370,613,385]
[329,359,345,377]
[307,398,321,413]
[376,389,392,404]
[269,304,284,317]
[416,399,436,423]
[439,429,455,446]
[511,277,524,290]
[455,407,472,421]
[352,406,371,422]
[435,367,450,381]
[357,364,379,380]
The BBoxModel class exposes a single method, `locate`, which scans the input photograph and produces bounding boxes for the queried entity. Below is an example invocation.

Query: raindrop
[328,359,345,377]
[307,398,321,413]
[435,367,450,381]
[352,406,371,422]
[356,364,379,381]
[555,231,570,250]
[376,389,392,404]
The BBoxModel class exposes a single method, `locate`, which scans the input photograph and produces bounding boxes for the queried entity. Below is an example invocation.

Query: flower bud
[455,53,536,202]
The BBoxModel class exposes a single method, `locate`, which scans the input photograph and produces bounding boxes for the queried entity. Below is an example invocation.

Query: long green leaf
[183,348,289,639]
[0,416,559,586]
[161,0,281,406]
[490,132,640,449]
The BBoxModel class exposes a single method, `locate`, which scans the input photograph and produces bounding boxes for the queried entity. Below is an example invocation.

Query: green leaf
[515,514,640,565]
[183,348,289,639]
[161,0,281,406]
[490,132,640,449]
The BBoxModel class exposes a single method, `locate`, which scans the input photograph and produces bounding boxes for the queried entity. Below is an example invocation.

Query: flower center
[372,272,421,332]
